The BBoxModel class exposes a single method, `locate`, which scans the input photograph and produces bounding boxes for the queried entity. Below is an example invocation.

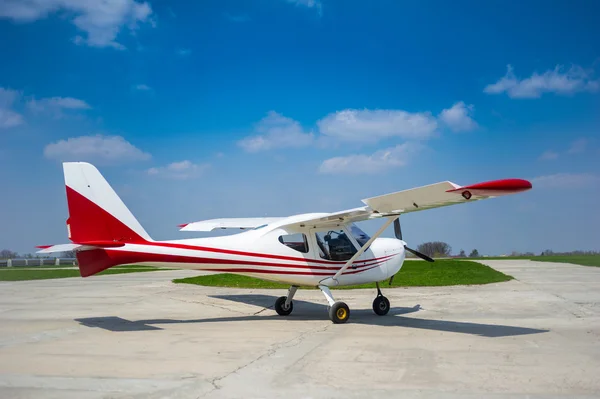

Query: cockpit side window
[349,223,371,247]
[315,229,358,261]
[278,233,309,253]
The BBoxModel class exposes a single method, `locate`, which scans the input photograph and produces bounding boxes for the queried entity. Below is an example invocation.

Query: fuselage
[97,221,406,287]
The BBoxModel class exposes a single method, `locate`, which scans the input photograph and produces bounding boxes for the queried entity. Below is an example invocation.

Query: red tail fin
[65,187,146,244]
[63,162,153,277]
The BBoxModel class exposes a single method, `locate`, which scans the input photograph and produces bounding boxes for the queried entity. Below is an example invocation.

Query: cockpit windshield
[349,223,370,246]
[313,224,371,261]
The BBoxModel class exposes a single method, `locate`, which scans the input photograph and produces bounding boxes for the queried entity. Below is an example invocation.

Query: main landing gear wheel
[274,296,293,316]
[372,296,390,316]
[329,301,350,324]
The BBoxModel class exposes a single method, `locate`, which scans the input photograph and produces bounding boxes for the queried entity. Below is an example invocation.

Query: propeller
[393,218,434,263]
[404,245,434,263]
[389,216,434,286]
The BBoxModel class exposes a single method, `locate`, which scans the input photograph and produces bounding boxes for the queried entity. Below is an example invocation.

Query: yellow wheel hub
[336,307,347,319]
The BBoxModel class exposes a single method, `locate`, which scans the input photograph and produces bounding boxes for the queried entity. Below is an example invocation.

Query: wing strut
[324,216,399,285]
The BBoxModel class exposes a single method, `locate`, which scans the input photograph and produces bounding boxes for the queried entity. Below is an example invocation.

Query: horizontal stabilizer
[36,243,81,254]
[35,241,127,254]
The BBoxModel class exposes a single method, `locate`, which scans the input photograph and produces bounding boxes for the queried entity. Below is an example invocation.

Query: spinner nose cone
[374,237,405,255]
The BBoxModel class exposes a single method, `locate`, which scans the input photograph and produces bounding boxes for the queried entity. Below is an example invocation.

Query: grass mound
[173,259,513,289]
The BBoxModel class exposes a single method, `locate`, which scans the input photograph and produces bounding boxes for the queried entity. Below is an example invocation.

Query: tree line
[410,242,600,258]
[413,242,480,258]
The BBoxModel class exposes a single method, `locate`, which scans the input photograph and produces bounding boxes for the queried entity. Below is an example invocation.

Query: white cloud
[531,173,600,189]
[319,143,423,174]
[286,0,322,15]
[539,150,559,161]
[1,89,90,127]
[438,101,478,132]
[0,0,154,49]
[568,138,587,154]
[147,160,210,180]
[44,134,151,164]
[238,111,314,152]
[0,88,24,129]
[239,102,477,155]
[317,109,438,142]
[484,64,600,99]
[134,84,151,91]
[27,96,91,118]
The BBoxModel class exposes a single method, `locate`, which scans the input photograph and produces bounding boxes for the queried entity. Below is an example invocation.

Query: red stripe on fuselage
[199,263,381,276]
[107,249,395,271]
[143,241,389,265]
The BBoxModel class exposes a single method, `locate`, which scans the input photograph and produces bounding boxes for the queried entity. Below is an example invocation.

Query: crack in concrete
[252,305,272,316]
[167,296,249,316]
[197,323,331,398]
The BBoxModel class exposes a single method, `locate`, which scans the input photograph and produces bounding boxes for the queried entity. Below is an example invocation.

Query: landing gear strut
[372,282,390,316]
[319,285,350,324]
[274,285,298,316]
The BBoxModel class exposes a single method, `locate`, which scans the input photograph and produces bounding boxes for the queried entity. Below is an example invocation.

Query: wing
[362,179,532,214]
[282,207,376,229]
[177,179,531,232]
[179,217,285,232]
[282,178,532,229]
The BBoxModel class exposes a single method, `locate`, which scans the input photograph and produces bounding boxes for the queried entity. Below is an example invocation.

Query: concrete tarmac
[0,260,599,398]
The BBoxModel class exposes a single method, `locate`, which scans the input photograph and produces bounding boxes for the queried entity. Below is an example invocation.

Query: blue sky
[1,0,599,255]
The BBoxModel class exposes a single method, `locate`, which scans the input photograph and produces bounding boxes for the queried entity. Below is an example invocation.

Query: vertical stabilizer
[63,162,152,244]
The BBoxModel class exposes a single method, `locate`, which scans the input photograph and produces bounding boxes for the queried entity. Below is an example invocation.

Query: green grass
[172,259,513,289]
[0,266,165,281]
[529,255,600,267]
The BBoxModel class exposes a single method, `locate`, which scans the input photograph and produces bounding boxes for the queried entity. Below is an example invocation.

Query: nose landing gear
[372,282,390,316]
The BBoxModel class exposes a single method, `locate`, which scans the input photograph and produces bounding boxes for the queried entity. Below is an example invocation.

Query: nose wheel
[372,282,390,316]
[372,295,390,315]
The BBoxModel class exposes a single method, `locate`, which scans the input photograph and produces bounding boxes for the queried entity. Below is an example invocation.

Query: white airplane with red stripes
[38,162,532,324]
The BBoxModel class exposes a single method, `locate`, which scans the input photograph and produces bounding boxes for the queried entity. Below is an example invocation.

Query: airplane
[38,162,532,324]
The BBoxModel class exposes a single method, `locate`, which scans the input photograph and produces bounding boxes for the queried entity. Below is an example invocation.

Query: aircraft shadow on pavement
[75,294,548,338]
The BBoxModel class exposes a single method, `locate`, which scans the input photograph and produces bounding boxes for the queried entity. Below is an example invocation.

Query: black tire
[372,296,390,316]
[329,301,350,324]
[274,296,293,316]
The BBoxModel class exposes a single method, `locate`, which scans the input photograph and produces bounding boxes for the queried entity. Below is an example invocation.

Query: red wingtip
[36,245,52,249]
[178,223,189,228]
[447,178,532,196]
